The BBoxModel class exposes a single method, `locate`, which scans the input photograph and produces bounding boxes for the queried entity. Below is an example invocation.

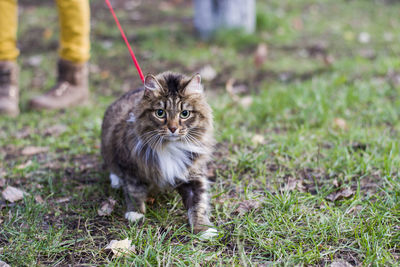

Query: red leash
[105,0,145,83]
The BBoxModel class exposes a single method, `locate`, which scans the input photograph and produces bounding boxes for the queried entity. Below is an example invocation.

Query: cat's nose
[169,127,177,133]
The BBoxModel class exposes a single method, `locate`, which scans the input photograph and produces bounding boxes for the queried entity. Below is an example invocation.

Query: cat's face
[135,72,212,147]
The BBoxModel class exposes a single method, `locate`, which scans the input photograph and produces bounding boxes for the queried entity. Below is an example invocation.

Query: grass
[1,0,400,265]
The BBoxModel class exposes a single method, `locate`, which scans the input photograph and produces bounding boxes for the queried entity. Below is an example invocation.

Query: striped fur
[101,72,216,235]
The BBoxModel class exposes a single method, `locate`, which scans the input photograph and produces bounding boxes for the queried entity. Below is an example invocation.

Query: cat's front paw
[198,228,218,240]
[125,211,145,223]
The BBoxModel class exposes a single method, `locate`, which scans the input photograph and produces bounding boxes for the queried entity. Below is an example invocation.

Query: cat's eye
[155,109,166,118]
[180,110,190,119]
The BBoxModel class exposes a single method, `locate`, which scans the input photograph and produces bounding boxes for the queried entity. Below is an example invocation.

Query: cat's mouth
[164,135,181,141]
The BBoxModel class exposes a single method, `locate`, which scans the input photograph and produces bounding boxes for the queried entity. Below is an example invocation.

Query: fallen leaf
[14,126,33,139]
[146,197,155,205]
[251,134,265,146]
[346,205,362,214]
[0,260,11,267]
[239,96,253,108]
[323,54,335,66]
[44,124,68,137]
[43,28,53,40]
[333,118,348,130]
[232,84,249,95]
[0,178,5,188]
[358,48,376,60]
[100,70,110,79]
[198,65,217,81]
[2,186,26,203]
[98,197,116,216]
[21,146,48,156]
[282,177,306,192]
[235,199,261,215]
[55,197,71,203]
[358,32,370,44]
[16,160,33,170]
[35,195,44,204]
[326,188,354,202]
[330,260,353,267]
[105,238,135,257]
[254,43,268,68]
[27,55,43,67]
[333,178,340,188]
[291,17,303,31]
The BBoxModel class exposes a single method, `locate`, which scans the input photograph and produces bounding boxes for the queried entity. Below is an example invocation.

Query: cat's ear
[184,74,203,95]
[144,74,162,95]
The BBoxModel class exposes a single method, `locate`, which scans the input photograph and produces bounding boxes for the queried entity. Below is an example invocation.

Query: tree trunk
[194,0,256,39]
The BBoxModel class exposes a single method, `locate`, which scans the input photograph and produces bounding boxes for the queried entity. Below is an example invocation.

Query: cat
[101,72,217,238]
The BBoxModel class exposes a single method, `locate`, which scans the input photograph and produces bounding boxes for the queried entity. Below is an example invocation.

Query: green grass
[1,0,400,265]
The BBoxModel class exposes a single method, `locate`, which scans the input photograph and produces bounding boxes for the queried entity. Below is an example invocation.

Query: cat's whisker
[186,134,205,148]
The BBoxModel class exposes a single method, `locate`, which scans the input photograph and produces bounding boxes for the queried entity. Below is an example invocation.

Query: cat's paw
[109,173,122,189]
[125,211,145,223]
[198,228,218,241]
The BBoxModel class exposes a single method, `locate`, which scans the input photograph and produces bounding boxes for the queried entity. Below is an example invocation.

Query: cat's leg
[109,173,122,189]
[122,178,148,223]
[177,175,217,239]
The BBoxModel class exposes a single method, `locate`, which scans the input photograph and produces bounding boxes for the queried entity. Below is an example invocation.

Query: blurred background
[1,0,400,265]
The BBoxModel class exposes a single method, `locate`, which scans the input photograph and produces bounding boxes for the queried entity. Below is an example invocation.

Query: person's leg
[0,0,20,116]
[29,0,91,110]
[57,0,90,63]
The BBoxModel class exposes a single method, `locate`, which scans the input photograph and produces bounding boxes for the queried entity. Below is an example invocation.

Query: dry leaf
[0,260,11,267]
[146,197,155,205]
[0,178,5,188]
[235,199,261,215]
[27,55,43,67]
[346,205,362,214]
[198,65,217,81]
[291,17,303,31]
[254,43,268,68]
[105,238,135,257]
[333,118,347,130]
[333,178,340,188]
[98,197,116,216]
[251,134,265,146]
[44,124,68,137]
[330,260,353,267]
[358,32,370,44]
[16,160,33,170]
[35,195,44,204]
[100,70,110,79]
[225,79,239,101]
[326,188,354,201]
[43,28,53,40]
[282,177,306,192]
[21,146,48,156]
[2,186,25,203]
[55,197,71,203]
[239,96,253,108]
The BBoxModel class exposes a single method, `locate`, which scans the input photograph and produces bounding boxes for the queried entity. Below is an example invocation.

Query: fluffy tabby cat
[101,72,217,238]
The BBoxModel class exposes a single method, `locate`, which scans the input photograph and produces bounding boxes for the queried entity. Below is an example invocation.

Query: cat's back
[101,88,143,159]
[103,87,143,125]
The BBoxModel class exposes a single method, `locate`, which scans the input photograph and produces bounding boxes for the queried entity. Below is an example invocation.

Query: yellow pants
[0,0,90,63]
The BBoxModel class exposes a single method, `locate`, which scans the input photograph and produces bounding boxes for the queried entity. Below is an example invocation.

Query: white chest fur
[156,141,206,187]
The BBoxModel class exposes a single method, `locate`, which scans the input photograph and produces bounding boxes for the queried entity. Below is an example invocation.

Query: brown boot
[0,61,19,117]
[29,59,89,110]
